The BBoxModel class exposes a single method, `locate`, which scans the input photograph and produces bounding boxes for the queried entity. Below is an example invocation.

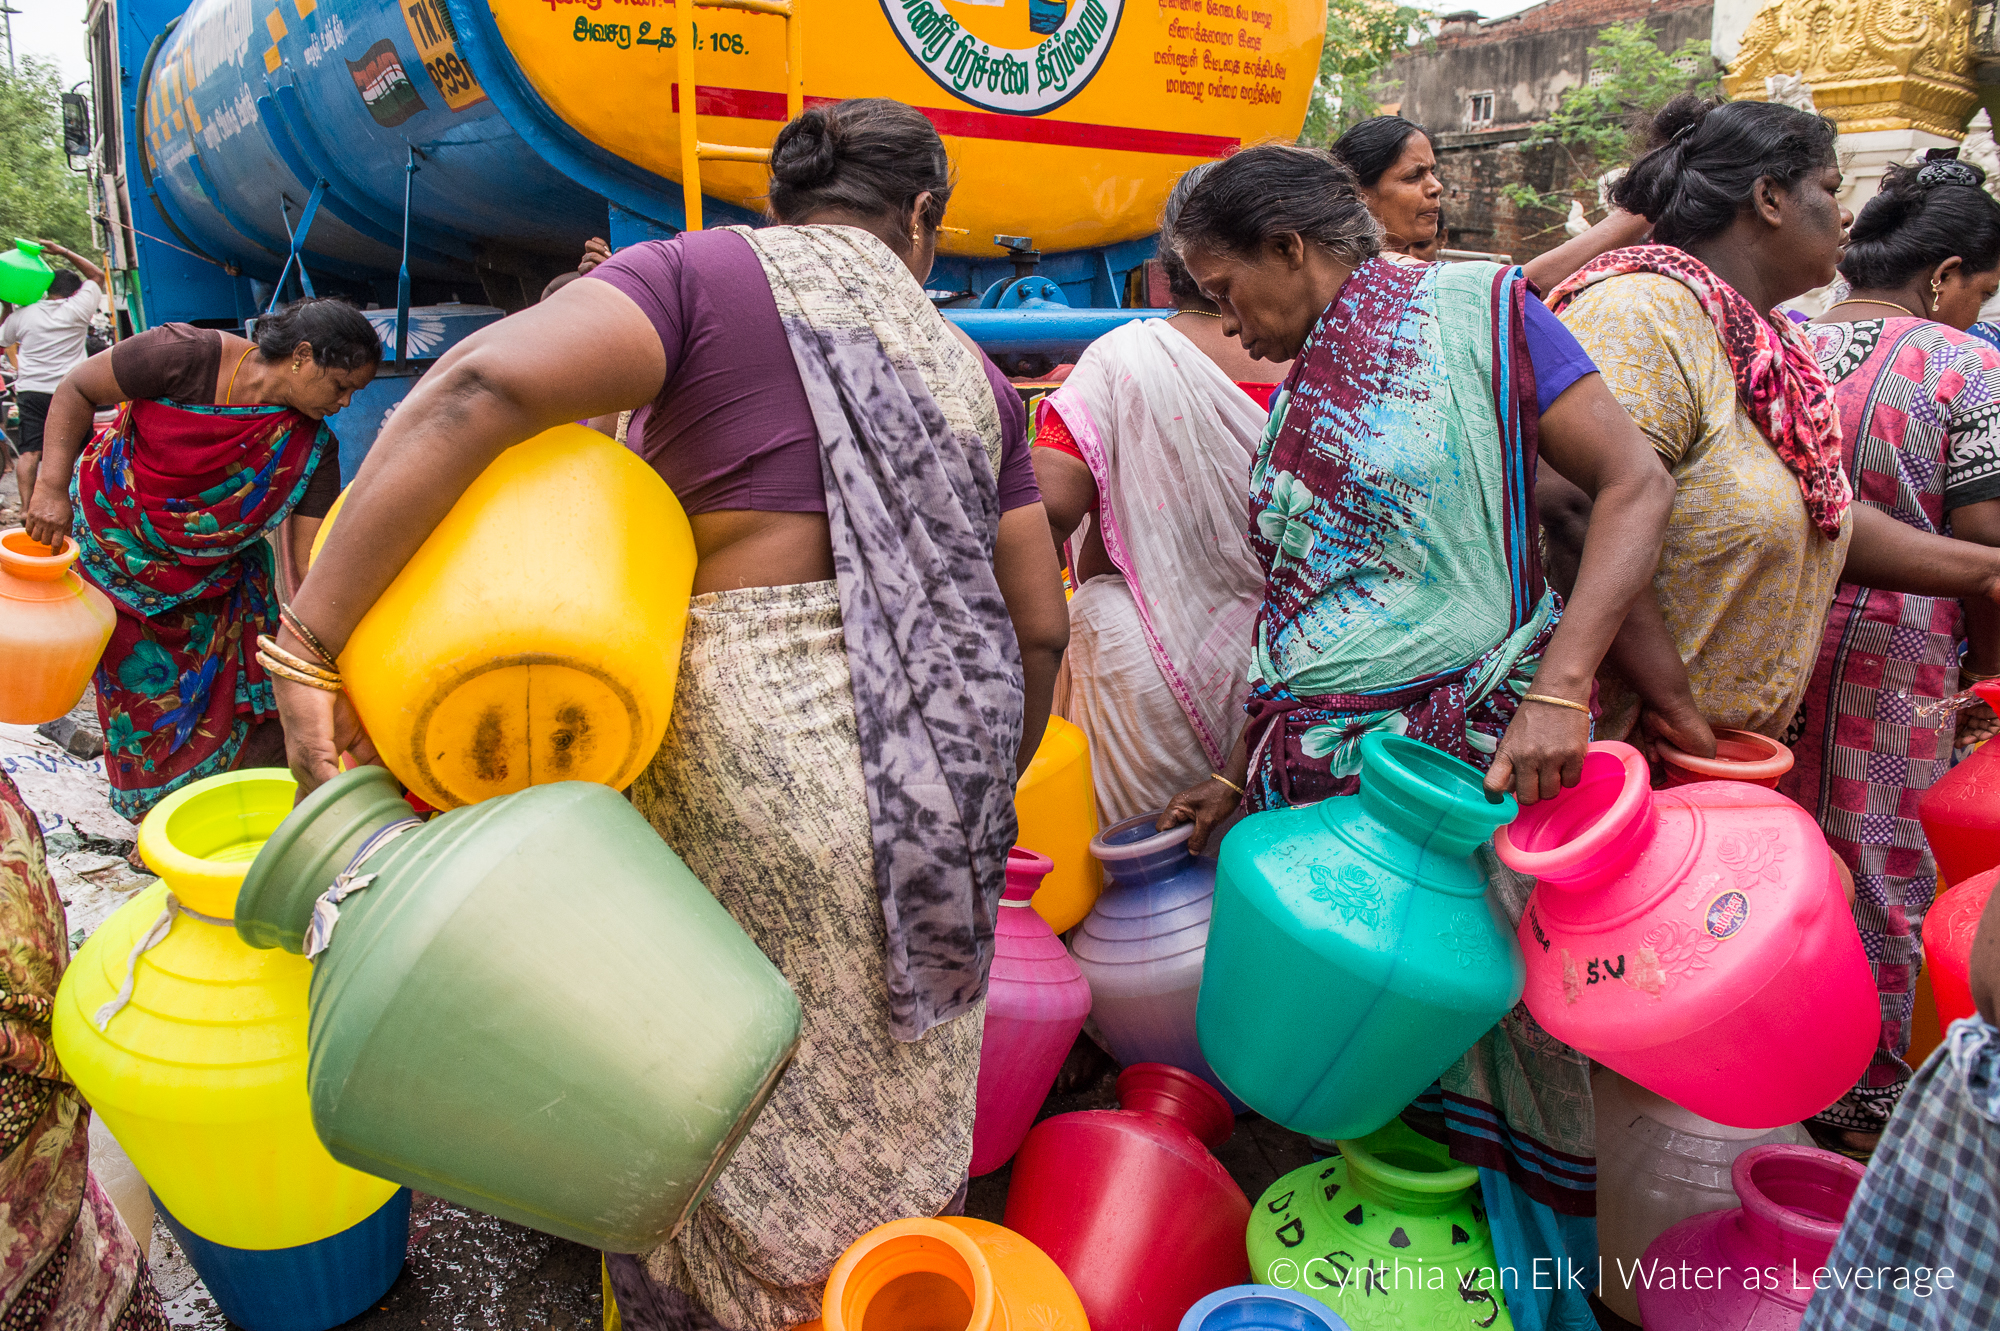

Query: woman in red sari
[21,299,378,820]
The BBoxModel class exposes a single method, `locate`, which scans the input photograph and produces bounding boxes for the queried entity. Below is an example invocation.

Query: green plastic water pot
[1198,733,1523,1140]
[1247,1119,1514,1329]
[237,766,802,1252]
[0,240,55,305]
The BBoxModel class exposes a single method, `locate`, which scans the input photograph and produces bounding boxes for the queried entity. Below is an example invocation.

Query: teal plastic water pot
[0,240,55,305]
[1198,734,1523,1139]
[236,766,802,1251]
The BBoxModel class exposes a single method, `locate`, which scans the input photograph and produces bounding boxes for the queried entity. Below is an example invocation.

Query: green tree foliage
[1501,20,1720,219]
[1304,0,1429,145]
[0,59,95,256]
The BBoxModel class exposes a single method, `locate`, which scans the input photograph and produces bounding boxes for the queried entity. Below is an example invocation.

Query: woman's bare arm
[994,504,1070,777]
[1538,464,1716,761]
[1031,446,1095,560]
[23,352,125,546]
[1520,210,1652,294]
[1972,874,2000,1026]
[276,280,667,789]
[1497,373,1676,802]
[1952,499,2000,677]
[1843,503,2000,602]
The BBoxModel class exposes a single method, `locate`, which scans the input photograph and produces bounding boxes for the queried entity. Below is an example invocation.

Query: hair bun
[1647,94,1713,152]
[770,109,839,189]
[1917,148,1986,190]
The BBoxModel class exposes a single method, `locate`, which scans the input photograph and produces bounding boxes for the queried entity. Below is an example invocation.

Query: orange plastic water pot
[0,529,116,724]
[1656,728,1794,789]
[800,1216,1087,1331]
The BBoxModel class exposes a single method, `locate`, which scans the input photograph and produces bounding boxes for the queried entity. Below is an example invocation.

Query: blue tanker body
[92,0,1168,469]
[139,0,605,301]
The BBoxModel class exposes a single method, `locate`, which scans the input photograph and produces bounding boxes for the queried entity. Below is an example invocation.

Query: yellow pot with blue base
[52,770,405,1331]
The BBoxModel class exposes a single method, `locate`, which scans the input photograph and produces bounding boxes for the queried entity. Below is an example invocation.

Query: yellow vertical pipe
[676,0,703,231]
[786,0,804,122]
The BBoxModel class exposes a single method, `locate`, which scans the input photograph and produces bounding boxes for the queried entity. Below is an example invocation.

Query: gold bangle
[278,604,338,670]
[1522,693,1592,716]
[258,651,343,692]
[256,635,341,684]
[1210,771,1245,795]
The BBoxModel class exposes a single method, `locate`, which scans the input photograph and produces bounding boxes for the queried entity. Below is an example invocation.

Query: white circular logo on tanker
[880,0,1126,115]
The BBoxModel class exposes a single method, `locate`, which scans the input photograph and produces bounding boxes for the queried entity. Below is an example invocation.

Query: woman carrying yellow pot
[269,99,1069,1327]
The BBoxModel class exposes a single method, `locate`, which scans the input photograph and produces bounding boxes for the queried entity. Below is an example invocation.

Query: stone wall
[1384,0,1714,261]
[1425,129,1580,261]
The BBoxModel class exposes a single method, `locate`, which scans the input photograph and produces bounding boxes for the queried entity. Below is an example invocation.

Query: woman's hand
[23,491,72,549]
[1158,777,1241,856]
[273,676,379,799]
[1487,702,1590,805]
[1637,698,1716,764]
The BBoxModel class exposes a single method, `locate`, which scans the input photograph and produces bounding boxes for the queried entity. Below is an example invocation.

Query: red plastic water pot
[1003,1063,1250,1330]
[1926,866,1997,1029]
[1919,680,2000,885]
[1657,727,1794,789]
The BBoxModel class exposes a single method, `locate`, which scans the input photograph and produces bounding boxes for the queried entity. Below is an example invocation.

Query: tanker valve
[995,234,1041,280]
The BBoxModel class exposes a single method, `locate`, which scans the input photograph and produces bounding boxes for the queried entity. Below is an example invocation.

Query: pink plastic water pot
[1635,1144,1864,1331]
[969,848,1092,1176]
[1496,743,1876,1129]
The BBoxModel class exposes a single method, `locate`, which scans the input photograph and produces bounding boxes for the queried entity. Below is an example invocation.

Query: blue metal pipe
[943,308,1174,358]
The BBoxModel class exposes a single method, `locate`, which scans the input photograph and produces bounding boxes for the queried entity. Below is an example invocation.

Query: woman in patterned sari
[20,299,378,820]
[1544,97,2000,1161]
[1159,144,1675,829]
[1157,144,1678,1331]
[0,770,167,1331]
[270,100,1069,1329]
[1791,155,2000,1141]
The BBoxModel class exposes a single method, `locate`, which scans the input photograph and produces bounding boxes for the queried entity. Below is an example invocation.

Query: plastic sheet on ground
[0,721,155,942]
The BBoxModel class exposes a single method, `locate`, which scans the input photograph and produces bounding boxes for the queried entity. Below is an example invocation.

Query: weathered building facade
[1383,0,1715,261]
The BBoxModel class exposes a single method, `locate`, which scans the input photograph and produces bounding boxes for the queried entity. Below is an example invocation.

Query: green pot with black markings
[1247,1119,1515,1330]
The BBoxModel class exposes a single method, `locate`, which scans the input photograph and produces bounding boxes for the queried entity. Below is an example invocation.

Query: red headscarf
[1548,244,1851,539]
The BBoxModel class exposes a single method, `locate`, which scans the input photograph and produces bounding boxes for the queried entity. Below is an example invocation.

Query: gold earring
[291,359,302,372]
[1931,275,1944,309]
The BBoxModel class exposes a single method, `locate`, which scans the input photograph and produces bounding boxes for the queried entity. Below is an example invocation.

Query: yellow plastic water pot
[311,425,696,810]
[1013,716,1100,934]
[52,770,399,1251]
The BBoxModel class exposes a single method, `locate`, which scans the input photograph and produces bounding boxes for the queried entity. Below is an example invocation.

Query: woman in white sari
[1034,165,1287,824]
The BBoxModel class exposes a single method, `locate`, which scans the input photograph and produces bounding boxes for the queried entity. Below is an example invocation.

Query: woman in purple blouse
[271,100,1069,1327]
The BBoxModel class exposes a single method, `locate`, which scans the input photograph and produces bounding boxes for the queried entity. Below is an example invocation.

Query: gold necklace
[1831,297,1921,319]
[223,346,255,405]
[1177,308,1222,319]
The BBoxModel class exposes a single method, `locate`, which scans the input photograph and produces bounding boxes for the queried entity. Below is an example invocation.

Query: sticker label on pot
[1704,890,1750,939]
